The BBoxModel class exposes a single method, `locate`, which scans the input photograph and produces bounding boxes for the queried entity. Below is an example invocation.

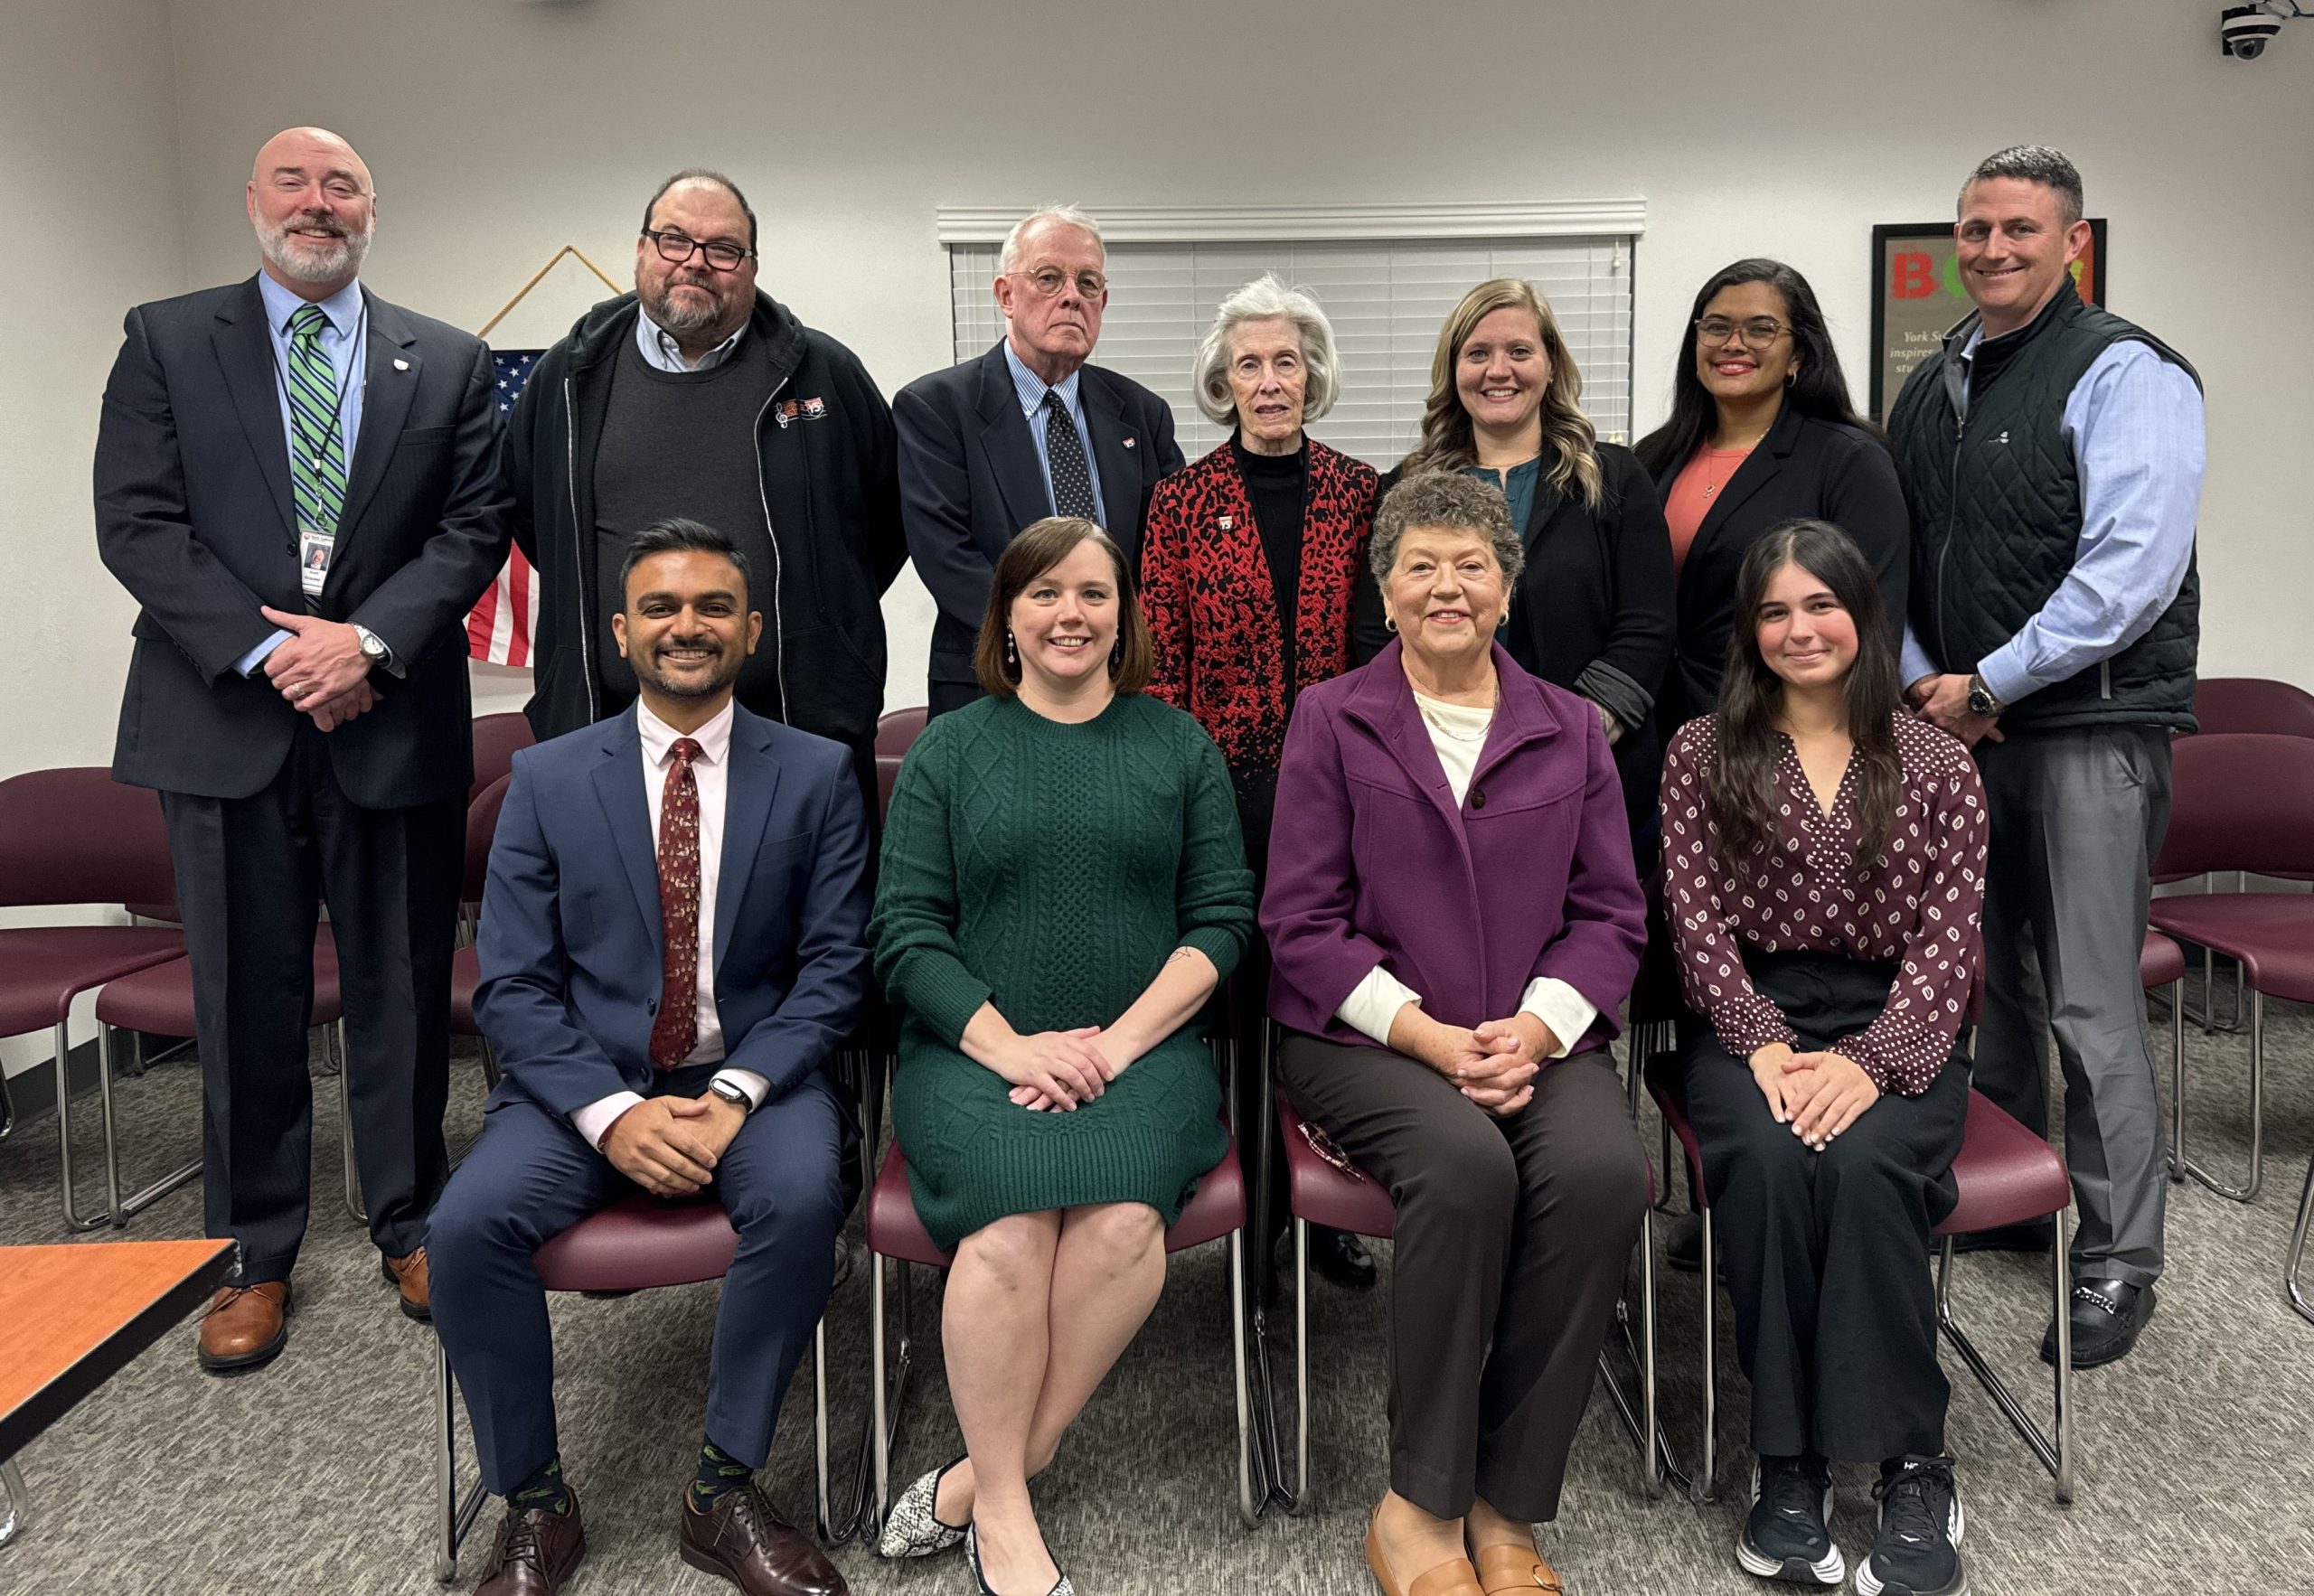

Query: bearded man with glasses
[895,204,1185,717]
[506,167,905,827]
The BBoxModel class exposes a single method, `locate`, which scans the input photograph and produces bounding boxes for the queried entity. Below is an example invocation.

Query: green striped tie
[285,304,349,539]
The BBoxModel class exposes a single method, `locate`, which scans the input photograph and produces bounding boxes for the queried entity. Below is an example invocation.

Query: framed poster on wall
[1868,219,2107,419]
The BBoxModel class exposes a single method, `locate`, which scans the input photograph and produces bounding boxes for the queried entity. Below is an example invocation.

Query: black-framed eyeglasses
[643,229,755,272]
[1695,316,1791,350]
[1012,266,1107,300]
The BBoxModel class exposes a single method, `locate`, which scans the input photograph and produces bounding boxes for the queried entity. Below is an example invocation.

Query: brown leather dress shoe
[381,1247,431,1321]
[1473,1542,1564,1594]
[679,1483,846,1596]
[475,1488,586,1596]
[1365,1510,1482,1596]
[197,1280,292,1374]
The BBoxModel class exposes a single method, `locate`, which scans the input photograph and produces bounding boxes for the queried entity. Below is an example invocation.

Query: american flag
[467,350,543,665]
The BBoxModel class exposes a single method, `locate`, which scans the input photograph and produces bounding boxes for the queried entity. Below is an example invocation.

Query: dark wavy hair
[974,516,1153,699]
[1707,519,1904,874]
[1633,259,1880,480]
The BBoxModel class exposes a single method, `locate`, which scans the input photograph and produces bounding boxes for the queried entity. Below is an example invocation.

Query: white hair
[1191,274,1341,427]
[998,204,1105,276]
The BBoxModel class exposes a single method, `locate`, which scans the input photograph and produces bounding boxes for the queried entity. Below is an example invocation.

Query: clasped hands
[1401,1008,1557,1118]
[1747,1041,1879,1150]
[259,605,376,732]
[599,1090,748,1197]
[997,1026,1129,1113]
[1905,672,2002,748]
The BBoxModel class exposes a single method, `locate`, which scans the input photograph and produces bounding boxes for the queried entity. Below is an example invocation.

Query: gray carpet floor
[2,973,2310,1596]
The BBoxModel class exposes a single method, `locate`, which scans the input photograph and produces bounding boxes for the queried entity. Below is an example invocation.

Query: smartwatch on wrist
[1966,672,2004,718]
[706,1078,752,1114]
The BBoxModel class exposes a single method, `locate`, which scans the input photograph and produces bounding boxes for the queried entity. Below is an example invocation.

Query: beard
[644,273,737,335]
[633,639,743,701]
[259,207,372,285]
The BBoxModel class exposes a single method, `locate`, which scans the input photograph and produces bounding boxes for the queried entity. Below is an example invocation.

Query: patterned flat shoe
[878,1454,969,1559]
[966,1524,1075,1596]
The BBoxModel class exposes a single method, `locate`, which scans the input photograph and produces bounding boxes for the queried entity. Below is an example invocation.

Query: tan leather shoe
[1366,1509,1482,1596]
[1473,1542,1564,1594]
[197,1280,291,1374]
[381,1247,431,1321]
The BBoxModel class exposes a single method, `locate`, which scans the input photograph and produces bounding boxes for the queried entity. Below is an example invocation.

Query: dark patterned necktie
[1042,390,1098,519]
[648,737,704,1070]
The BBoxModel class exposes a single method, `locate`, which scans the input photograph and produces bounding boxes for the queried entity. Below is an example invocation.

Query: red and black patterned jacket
[1141,438,1378,805]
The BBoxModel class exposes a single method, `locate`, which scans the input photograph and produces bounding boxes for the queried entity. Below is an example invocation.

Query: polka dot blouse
[1659,713,1989,1097]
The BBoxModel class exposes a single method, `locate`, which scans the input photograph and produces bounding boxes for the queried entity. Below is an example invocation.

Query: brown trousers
[1279,1033,1648,1522]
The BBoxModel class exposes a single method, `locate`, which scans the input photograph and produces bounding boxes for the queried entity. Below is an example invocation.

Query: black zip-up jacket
[505,290,906,746]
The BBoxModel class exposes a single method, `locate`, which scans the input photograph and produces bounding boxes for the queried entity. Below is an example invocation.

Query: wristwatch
[1966,672,2004,718]
[353,624,391,670]
[706,1078,753,1114]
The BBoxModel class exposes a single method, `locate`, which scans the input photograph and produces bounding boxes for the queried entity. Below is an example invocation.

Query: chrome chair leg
[55,1020,110,1231]
[2168,975,2187,1183]
[436,1336,486,1582]
[869,1253,890,1538]
[1695,1208,1717,1503]
[2178,989,2265,1202]
[339,1024,369,1225]
[0,1458,27,1549]
[100,1025,200,1225]
[1933,1212,2073,1502]
[813,1317,832,1542]
[1229,1227,1257,1528]
[0,1066,14,1144]
[1293,1216,1311,1509]
[1639,1206,1661,1497]
[2286,1155,2314,1327]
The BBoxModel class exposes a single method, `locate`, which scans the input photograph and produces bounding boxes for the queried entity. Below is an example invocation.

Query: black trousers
[1280,1033,1647,1522]
[1681,952,1968,1462]
[161,724,463,1281]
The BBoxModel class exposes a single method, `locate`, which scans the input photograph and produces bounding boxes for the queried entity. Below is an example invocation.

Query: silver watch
[707,1078,752,1113]
[353,624,390,666]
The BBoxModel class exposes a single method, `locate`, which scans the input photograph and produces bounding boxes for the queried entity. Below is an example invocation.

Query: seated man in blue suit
[429,517,867,1596]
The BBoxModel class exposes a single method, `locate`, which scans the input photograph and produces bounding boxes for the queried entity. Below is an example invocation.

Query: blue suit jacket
[475,701,872,1122]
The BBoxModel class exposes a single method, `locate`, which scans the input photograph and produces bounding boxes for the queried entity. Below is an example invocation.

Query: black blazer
[1356,442,1674,832]
[893,341,1183,703]
[96,276,511,806]
[1647,399,1909,728]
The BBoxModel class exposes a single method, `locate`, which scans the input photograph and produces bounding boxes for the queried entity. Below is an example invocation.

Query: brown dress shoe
[1473,1542,1564,1594]
[197,1280,291,1374]
[679,1483,846,1596]
[475,1488,586,1596]
[381,1247,431,1320]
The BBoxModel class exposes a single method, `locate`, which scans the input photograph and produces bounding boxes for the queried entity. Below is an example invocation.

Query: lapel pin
[1218,515,1233,531]
[392,358,409,371]
[1122,436,1136,449]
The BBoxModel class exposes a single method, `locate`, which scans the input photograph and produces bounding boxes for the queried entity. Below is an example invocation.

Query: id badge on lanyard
[298,525,336,596]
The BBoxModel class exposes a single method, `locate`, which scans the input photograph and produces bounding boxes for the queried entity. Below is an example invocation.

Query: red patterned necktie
[648,737,704,1070]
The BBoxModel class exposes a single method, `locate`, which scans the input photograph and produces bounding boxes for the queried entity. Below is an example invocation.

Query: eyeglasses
[1298,1122,1367,1182]
[643,229,755,272]
[1013,266,1108,300]
[1695,316,1792,349]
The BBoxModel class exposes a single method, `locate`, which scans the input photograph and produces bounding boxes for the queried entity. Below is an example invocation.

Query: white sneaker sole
[1854,1496,1967,1596]
[1739,1464,1845,1585]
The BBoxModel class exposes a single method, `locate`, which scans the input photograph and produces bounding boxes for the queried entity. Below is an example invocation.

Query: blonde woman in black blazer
[1634,259,1908,730]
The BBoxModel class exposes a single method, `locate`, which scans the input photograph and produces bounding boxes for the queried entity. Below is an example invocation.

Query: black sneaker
[1856,1455,1967,1596]
[1736,1453,1843,1585]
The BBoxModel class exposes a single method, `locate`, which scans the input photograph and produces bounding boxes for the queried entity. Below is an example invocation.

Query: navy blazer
[893,340,1183,699]
[475,702,873,1122]
[96,276,512,806]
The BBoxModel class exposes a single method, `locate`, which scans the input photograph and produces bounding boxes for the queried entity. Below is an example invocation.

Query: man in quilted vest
[1889,146,2204,1372]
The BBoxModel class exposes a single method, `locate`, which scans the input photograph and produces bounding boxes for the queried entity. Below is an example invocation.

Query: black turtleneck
[1233,436,1307,683]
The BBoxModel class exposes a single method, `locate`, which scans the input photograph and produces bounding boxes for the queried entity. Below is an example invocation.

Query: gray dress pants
[1972,723,2172,1285]
[1279,1033,1648,1522]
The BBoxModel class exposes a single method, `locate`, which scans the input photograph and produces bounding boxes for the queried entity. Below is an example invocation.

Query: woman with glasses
[1355,277,1673,851]
[1140,275,1383,1291]
[1633,259,1909,731]
[1660,519,1985,1596]
[1269,473,1648,1596]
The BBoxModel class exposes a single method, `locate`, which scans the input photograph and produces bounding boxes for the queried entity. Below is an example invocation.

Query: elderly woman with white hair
[1141,274,1383,1290]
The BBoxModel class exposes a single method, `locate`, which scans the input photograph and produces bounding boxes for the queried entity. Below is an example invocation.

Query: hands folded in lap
[601,1093,748,1197]
[1747,1042,1880,1150]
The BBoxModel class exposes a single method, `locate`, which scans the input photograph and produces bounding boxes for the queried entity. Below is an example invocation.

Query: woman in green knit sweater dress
[870,517,1255,1596]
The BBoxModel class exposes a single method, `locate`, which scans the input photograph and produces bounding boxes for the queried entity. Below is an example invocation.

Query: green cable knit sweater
[870,692,1254,1251]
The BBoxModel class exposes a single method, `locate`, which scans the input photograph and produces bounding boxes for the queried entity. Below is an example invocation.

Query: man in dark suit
[894,205,1183,715]
[94,127,511,1371]
[428,521,867,1596]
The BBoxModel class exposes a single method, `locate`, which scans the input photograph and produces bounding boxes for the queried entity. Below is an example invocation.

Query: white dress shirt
[1332,691,1599,1056]
[569,699,769,1150]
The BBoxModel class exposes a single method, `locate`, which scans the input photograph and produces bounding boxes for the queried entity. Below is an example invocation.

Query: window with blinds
[947,236,1634,471]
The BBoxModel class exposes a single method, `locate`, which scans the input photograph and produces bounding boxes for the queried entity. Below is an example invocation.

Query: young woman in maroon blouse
[1659,518,1987,1596]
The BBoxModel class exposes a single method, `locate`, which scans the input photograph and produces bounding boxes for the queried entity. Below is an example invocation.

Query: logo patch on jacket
[773,397,829,428]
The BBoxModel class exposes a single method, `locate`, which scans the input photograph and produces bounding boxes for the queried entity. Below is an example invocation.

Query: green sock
[511,1455,569,1516]
[690,1439,752,1509]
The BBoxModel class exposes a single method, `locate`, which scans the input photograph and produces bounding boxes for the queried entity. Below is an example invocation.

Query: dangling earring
[1110,637,1124,671]
[1384,614,1398,634]
[1005,629,1017,668]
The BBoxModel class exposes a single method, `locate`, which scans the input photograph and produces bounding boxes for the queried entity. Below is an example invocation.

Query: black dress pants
[1681,951,1967,1462]
[161,723,463,1281]
[1279,1032,1648,1522]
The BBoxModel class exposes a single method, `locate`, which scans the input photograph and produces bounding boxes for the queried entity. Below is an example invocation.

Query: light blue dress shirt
[1002,339,1107,526]
[635,305,745,372]
[1900,331,2206,707]
[237,274,372,676]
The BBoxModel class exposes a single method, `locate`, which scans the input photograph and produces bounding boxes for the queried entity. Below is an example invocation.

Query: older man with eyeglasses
[506,167,905,821]
[895,205,1185,717]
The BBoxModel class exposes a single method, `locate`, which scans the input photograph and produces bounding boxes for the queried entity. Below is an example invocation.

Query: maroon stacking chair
[433,1194,839,1582]
[873,706,927,823]
[1644,1055,2075,1502]
[860,708,928,1151]
[468,711,536,808]
[448,775,513,1094]
[1265,1042,1670,1507]
[2147,734,2314,1206]
[863,1044,1257,1532]
[90,926,347,1226]
[0,768,187,1228]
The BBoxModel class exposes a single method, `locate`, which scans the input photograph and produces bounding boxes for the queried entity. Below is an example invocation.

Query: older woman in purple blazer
[1263,471,1649,1596]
